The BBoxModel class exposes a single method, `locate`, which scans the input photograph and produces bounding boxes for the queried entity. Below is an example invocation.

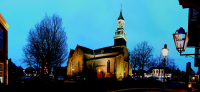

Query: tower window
[118,31,120,35]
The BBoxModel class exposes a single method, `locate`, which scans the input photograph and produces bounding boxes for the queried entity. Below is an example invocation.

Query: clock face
[118,21,121,24]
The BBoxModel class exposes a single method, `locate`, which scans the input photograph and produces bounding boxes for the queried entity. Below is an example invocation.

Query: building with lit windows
[144,67,172,78]
[0,14,9,85]
[66,8,132,81]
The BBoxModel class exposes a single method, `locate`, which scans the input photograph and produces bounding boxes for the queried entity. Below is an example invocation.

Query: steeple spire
[118,4,124,20]
[121,4,122,11]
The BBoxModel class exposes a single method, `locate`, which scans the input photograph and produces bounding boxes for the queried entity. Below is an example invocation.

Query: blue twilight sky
[0,0,198,72]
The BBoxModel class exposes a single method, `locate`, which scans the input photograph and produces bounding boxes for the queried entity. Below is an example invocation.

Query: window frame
[0,63,3,77]
[107,60,110,73]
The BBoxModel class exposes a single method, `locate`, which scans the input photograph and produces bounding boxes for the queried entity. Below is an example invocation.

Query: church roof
[77,45,123,55]
[77,45,93,54]
[69,49,75,54]
[118,10,124,20]
[68,49,75,58]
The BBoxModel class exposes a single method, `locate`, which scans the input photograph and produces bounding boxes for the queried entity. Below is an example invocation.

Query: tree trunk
[142,58,144,79]
[134,58,136,77]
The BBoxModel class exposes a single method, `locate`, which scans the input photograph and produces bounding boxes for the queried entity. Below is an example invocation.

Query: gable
[72,45,84,56]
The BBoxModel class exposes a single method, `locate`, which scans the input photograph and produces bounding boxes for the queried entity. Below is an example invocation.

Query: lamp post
[162,44,169,92]
[172,27,199,90]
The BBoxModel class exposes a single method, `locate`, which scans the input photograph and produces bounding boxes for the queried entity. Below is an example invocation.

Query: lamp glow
[162,44,169,58]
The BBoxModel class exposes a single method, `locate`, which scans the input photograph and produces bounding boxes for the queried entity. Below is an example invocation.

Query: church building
[66,7,132,81]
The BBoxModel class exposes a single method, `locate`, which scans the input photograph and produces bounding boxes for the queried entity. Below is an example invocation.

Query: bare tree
[21,13,68,81]
[130,47,140,77]
[133,41,154,79]
[148,55,158,68]
[170,59,178,71]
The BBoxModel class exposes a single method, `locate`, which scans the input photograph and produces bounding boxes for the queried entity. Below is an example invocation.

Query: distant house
[8,59,24,79]
[144,67,172,78]
[25,67,36,77]
[172,68,184,80]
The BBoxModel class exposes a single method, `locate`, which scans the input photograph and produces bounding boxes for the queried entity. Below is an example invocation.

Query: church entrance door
[97,68,103,79]
[124,68,127,77]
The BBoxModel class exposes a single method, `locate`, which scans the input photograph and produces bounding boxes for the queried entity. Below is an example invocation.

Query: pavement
[2,79,200,92]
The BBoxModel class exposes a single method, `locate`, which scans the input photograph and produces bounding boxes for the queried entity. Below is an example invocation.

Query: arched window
[107,60,110,73]
[78,62,80,73]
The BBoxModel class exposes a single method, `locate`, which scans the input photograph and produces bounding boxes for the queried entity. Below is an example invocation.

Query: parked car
[156,77,167,83]
[148,77,159,81]
[133,77,142,81]
[57,76,64,82]
[122,75,135,83]
[48,75,54,82]
[74,76,84,82]
[23,76,34,83]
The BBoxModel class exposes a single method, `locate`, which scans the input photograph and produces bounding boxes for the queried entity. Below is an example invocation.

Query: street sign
[187,8,199,47]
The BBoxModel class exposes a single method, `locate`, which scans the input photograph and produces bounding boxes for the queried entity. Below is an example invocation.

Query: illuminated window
[107,60,110,73]
[0,64,3,77]
[0,29,3,50]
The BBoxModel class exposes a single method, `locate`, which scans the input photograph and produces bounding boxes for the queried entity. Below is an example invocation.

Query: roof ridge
[77,45,93,50]
[94,46,114,50]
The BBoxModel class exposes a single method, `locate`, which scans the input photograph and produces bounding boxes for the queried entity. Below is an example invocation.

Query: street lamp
[162,44,169,92]
[173,27,189,55]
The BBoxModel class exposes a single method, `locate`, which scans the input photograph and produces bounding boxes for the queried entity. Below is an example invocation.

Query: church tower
[114,5,127,46]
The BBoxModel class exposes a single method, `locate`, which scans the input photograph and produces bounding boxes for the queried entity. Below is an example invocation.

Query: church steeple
[114,4,127,46]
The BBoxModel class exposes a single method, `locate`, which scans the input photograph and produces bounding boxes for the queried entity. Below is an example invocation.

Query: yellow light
[188,83,192,88]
